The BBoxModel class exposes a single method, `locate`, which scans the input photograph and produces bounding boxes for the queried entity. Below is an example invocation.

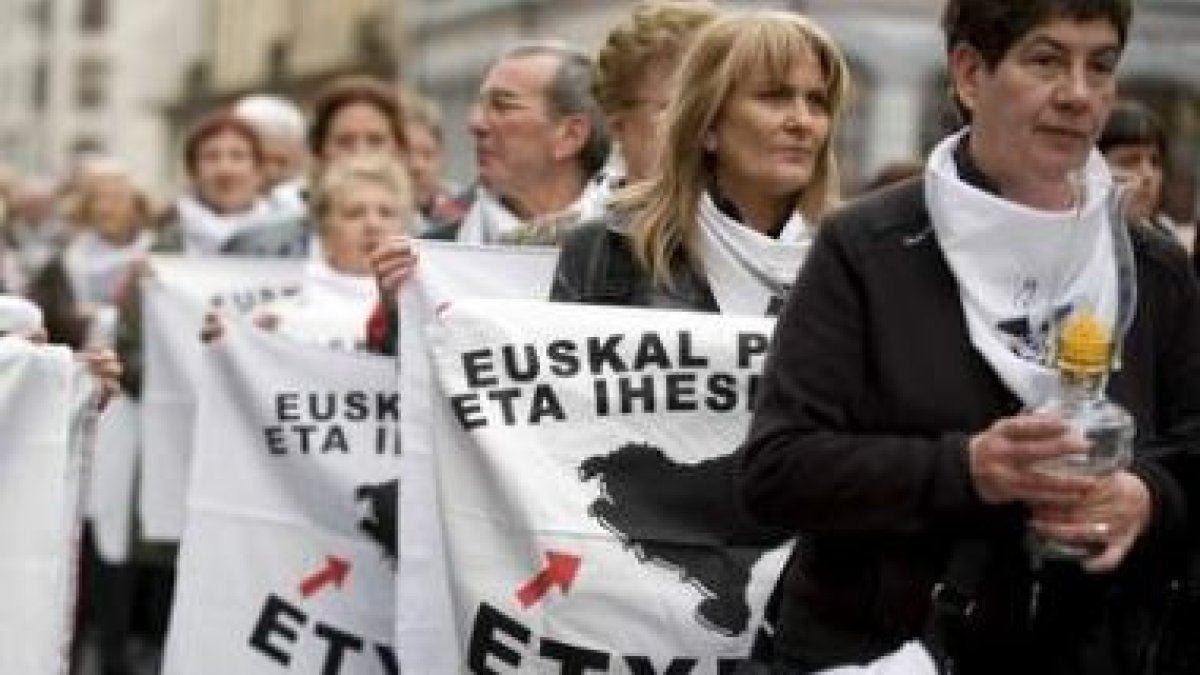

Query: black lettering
[314,622,363,675]
[295,425,318,453]
[261,287,278,303]
[737,332,769,369]
[530,384,565,424]
[376,426,399,455]
[548,340,579,377]
[277,392,301,422]
[665,373,697,412]
[377,392,400,422]
[451,394,487,431]
[706,373,737,412]
[264,427,287,455]
[487,388,522,426]
[632,332,671,371]
[619,376,655,414]
[248,594,306,666]
[322,426,349,453]
[464,350,499,388]
[468,602,530,672]
[625,655,696,675]
[588,336,627,375]
[539,637,610,674]
[503,345,540,383]
[311,393,336,421]
[376,643,398,675]
[345,391,369,421]
[594,379,610,416]
[679,331,708,368]
[747,373,760,412]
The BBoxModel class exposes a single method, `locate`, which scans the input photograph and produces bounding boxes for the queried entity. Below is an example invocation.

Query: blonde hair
[620,11,851,286]
[310,154,413,234]
[591,0,722,115]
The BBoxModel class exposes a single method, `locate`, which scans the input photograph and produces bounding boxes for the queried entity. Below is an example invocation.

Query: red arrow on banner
[516,551,581,609]
[299,555,351,598]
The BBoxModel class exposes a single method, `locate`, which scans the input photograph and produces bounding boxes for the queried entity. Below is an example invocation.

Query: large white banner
[404,293,791,672]
[395,244,560,671]
[140,256,306,539]
[165,320,400,674]
[0,338,95,675]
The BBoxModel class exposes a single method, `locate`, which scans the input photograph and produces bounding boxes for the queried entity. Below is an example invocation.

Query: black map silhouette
[356,479,399,562]
[578,442,788,637]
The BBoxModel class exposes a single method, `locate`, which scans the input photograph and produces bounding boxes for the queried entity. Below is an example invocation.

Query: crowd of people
[3,0,1200,673]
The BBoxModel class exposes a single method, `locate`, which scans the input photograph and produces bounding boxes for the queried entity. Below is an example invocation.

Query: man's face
[468,54,564,195]
[952,17,1120,187]
[259,134,308,189]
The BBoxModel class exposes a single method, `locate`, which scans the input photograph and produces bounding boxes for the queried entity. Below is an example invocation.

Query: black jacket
[738,178,1200,674]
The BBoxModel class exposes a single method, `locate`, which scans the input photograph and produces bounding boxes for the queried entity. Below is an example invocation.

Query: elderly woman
[221,77,409,258]
[157,111,274,255]
[739,0,1200,672]
[552,10,850,317]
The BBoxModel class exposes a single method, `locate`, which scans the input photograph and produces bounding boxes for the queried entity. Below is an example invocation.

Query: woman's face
[322,181,407,275]
[710,48,831,203]
[608,60,674,183]
[194,129,264,214]
[322,102,401,164]
[89,175,141,244]
[1105,142,1163,221]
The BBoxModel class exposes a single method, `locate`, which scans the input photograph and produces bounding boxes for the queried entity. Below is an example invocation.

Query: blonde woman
[551,11,850,316]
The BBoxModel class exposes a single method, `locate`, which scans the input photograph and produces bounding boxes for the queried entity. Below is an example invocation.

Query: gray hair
[500,41,611,177]
[235,94,306,142]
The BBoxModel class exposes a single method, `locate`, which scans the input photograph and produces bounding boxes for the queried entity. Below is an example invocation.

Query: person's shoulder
[820,176,929,246]
[1129,223,1195,286]
[221,215,311,256]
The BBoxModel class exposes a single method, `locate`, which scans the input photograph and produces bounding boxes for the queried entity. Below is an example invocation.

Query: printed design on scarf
[995,303,1073,363]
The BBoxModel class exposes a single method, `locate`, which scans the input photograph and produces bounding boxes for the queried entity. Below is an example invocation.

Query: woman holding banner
[739,0,1200,672]
[550,10,850,316]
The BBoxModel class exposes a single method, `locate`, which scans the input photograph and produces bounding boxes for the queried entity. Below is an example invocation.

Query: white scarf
[175,195,277,255]
[697,191,813,316]
[456,181,607,245]
[62,229,154,305]
[926,129,1122,407]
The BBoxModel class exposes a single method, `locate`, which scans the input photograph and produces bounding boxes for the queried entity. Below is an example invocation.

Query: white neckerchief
[175,195,276,255]
[926,129,1119,407]
[697,191,813,316]
[457,182,604,245]
[63,229,154,304]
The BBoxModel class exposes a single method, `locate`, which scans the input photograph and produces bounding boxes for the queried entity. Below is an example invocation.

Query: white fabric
[925,130,1119,407]
[395,244,560,671]
[0,294,44,335]
[257,256,378,350]
[175,195,277,256]
[456,181,607,245]
[697,191,813,316]
[164,321,398,674]
[139,256,306,540]
[0,338,95,675]
[266,178,309,222]
[62,229,154,304]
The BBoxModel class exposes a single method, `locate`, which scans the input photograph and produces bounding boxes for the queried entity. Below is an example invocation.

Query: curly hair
[591,0,721,116]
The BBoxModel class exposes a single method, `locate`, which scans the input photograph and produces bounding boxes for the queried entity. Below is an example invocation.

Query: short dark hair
[183,112,265,178]
[941,0,1132,68]
[502,42,611,177]
[1099,99,1167,158]
[307,76,408,160]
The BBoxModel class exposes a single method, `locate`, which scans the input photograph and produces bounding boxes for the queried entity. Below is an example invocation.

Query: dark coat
[738,178,1200,674]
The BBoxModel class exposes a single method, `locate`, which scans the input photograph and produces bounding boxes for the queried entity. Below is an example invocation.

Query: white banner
[0,337,95,675]
[140,256,306,540]
[164,320,400,674]
[396,243,560,671]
